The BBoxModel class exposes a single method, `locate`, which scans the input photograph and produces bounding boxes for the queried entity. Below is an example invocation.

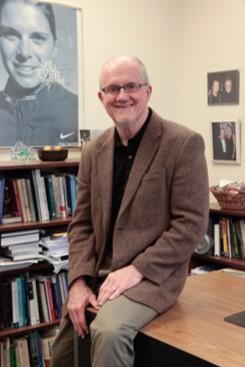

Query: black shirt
[107,108,152,255]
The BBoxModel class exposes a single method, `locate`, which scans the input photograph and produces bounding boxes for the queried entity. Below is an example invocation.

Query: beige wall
[1,0,244,192]
[177,0,245,187]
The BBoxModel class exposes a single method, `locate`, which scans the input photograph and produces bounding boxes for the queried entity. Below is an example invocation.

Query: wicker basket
[210,185,245,211]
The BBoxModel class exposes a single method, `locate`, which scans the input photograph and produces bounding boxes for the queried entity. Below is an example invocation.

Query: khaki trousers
[52,295,157,367]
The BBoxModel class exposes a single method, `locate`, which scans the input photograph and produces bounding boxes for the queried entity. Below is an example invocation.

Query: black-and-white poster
[0,0,82,147]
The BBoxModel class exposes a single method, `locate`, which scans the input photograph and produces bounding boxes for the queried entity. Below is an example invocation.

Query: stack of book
[40,234,69,261]
[0,229,40,261]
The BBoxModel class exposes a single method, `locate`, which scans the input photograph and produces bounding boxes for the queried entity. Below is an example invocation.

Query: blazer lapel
[96,128,114,236]
[117,117,162,219]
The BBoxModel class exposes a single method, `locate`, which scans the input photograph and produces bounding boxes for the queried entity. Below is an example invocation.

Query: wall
[47,0,180,129]
[177,0,245,187]
[0,0,179,160]
[0,0,244,191]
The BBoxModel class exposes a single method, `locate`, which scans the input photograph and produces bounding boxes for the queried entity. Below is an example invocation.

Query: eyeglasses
[101,82,148,95]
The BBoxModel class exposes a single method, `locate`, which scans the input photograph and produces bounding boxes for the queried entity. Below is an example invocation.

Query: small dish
[38,148,68,161]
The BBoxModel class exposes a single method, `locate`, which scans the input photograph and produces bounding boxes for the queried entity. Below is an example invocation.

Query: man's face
[0,1,56,89]
[212,80,220,93]
[98,59,152,129]
[224,79,232,94]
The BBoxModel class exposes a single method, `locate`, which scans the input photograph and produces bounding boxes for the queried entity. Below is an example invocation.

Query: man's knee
[90,314,131,347]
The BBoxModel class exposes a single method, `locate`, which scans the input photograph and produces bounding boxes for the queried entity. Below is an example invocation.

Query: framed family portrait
[211,120,241,164]
[207,70,239,105]
[0,1,83,147]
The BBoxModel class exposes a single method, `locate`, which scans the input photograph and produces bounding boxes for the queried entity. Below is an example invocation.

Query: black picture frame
[207,70,239,105]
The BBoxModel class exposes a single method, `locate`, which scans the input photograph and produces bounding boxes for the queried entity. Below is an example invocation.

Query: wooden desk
[75,271,245,367]
[137,271,245,367]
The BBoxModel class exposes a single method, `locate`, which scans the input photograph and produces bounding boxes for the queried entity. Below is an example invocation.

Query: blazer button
[117,227,123,232]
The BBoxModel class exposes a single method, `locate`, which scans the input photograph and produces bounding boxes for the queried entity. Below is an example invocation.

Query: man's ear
[98,90,104,102]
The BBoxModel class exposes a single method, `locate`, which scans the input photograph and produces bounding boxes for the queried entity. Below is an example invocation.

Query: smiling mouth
[114,104,134,109]
[15,64,37,76]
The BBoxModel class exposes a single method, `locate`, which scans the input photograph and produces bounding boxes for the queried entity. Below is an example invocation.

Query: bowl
[38,148,68,161]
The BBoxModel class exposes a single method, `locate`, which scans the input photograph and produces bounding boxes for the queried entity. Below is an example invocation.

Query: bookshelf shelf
[0,320,60,339]
[191,203,245,271]
[0,217,72,233]
[0,158,79,171]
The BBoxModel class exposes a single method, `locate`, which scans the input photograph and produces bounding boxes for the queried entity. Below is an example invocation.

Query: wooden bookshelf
[192,202,245,271]
[0,158,79,345]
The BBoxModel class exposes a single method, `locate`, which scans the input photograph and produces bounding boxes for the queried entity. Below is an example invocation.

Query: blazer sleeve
[132,132,209,285]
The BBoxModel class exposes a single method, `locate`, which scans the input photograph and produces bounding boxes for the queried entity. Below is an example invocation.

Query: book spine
[26,178,37,222]
[11,179,24,220]
[214,223,221,256]
[11,279,19,328]
[27,279,40,326]
[16,179,28,223]
[44,175,56,220]
[0,177,5,223]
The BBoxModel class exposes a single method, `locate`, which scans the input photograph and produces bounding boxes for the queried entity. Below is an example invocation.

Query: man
[52,56,209,367]
[221,78,236,103]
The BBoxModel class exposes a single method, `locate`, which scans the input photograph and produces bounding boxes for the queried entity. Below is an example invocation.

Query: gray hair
[99,56,150,88]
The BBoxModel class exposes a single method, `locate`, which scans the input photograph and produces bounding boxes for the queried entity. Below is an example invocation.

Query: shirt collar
[114,107,152,149]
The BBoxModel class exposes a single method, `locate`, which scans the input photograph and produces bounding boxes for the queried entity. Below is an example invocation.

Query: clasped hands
[67,264,143,337]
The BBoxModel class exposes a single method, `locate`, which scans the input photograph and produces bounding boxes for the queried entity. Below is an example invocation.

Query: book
[36,276,50,323]
[230,220,241,258]
[239,219,245,258]
[1,229,40,247]
[14,337,31,367]
[1,214,22,224]
[26,178,37,222]
[32,170,49,221]
[57,175,67,219]
[50,274,62,319]
[0,177,5,223]
[16,178,29,222]
[28,332,42,367]
[44,175,56,219]
[17,275,28,327]
[40,329,58,367]
[220,218,228,257]
[11,278,19,328]
[214,223,221,256]
[10,343,17,367]
[0,280,12,329]
[1,338,10,367]
[27,278,40,326]
[2,178,23,223]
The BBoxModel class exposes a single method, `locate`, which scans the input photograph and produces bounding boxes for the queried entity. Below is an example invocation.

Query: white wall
[177,0,245,187]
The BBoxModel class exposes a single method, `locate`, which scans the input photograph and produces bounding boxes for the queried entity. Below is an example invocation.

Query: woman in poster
[0,0,78,147]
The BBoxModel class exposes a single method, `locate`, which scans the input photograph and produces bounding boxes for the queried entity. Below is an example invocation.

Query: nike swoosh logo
[60,132,75,140]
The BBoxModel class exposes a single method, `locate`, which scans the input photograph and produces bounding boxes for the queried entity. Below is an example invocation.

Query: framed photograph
[207,70,239,105]
[0,1,83,147]
[211,120,241,164]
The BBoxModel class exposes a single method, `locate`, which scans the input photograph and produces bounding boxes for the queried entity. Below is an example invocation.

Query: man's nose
[116,87,129,99]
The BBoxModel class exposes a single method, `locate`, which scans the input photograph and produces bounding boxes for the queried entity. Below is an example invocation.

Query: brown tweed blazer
[68,110,209,313]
